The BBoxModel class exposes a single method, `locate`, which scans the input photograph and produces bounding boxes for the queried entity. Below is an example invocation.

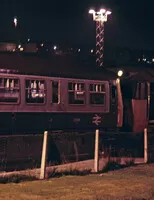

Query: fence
[0,130,147,177]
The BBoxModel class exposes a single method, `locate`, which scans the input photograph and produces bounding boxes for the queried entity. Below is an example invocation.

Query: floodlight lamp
[100,9,106,14]
[89,9,95,14]
[106,11,112,15]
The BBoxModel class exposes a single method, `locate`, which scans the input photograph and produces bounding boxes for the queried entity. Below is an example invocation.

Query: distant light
[20,47,24,51]
[13,49,16,52]
[40,43,44,47]
[152,58,154,62]
[91,49,94,53]
[53,46,57,50]
[14,17,17,27]
[100,9,106,14]
[106,11,112,15]
[143,58,146,62]
[78,49,80,52]
[138,58,140,62]
[117,70,123,77]
[28,38,30,42]
[18,44,21,48]
[89,9,95,14]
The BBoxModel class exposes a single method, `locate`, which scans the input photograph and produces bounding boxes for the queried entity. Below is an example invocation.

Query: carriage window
[89,83,105,105]
[0,78,20,103]
[52,81,60,103]
[25,79,46,104]
[68,82,85,104]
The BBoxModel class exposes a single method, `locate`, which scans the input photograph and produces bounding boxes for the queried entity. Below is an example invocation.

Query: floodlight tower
[89,9,111,67]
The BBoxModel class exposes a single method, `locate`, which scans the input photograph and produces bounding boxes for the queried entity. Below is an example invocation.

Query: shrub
[47,167,91,178]
[100,159,123,173]
[0,174,38,184]
[125,159,135,167]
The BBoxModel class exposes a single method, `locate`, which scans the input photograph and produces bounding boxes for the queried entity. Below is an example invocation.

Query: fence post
[40,131,48,180]
[144,128,148,164]
[94,129,99,172]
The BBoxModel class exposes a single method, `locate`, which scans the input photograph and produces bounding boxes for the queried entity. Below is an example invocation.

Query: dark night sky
[0,0,154,50]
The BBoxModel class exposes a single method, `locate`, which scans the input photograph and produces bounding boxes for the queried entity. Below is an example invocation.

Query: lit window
[25,79,46,104]
[0,77,20,103]
[89,83,105,105]
[68,82,85,104]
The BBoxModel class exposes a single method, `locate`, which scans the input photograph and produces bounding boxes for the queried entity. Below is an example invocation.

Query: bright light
[100,9,106,14]
[152,58,154,62]
[89,8,111,22]
[18,44,21,48]
[20,47,24,51]
[89,9,95,14]
[28,38,30,42]
[40,43,44,47]
[106,11,112,15]
[78,49,80,52]
[117,70,123,77]
[53,46,57,50]
[14,17,17,27]
[91,49,94,53]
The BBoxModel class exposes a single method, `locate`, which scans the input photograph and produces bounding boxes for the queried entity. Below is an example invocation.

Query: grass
[0,164,154,199]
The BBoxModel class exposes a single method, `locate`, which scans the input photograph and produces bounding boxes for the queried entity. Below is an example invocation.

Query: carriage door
[149,83,154,122]
[132,82,148,133]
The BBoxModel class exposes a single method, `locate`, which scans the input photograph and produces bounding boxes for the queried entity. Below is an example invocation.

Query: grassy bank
[0,164,154,200]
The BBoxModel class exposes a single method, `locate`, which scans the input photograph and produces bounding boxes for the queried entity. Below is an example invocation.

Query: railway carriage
[0,53,123,134]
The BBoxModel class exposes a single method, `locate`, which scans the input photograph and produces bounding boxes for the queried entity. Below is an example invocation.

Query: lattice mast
[89,9,111,67]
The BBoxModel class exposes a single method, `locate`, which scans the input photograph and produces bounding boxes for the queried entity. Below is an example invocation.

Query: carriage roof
[0,52,117,80]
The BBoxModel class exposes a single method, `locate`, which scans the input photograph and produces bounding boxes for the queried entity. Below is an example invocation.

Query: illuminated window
[89,83,105,105]
[25,79,46,104]
[0,77,20,103]
[68,82,85,104]
[52,81,60,103]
